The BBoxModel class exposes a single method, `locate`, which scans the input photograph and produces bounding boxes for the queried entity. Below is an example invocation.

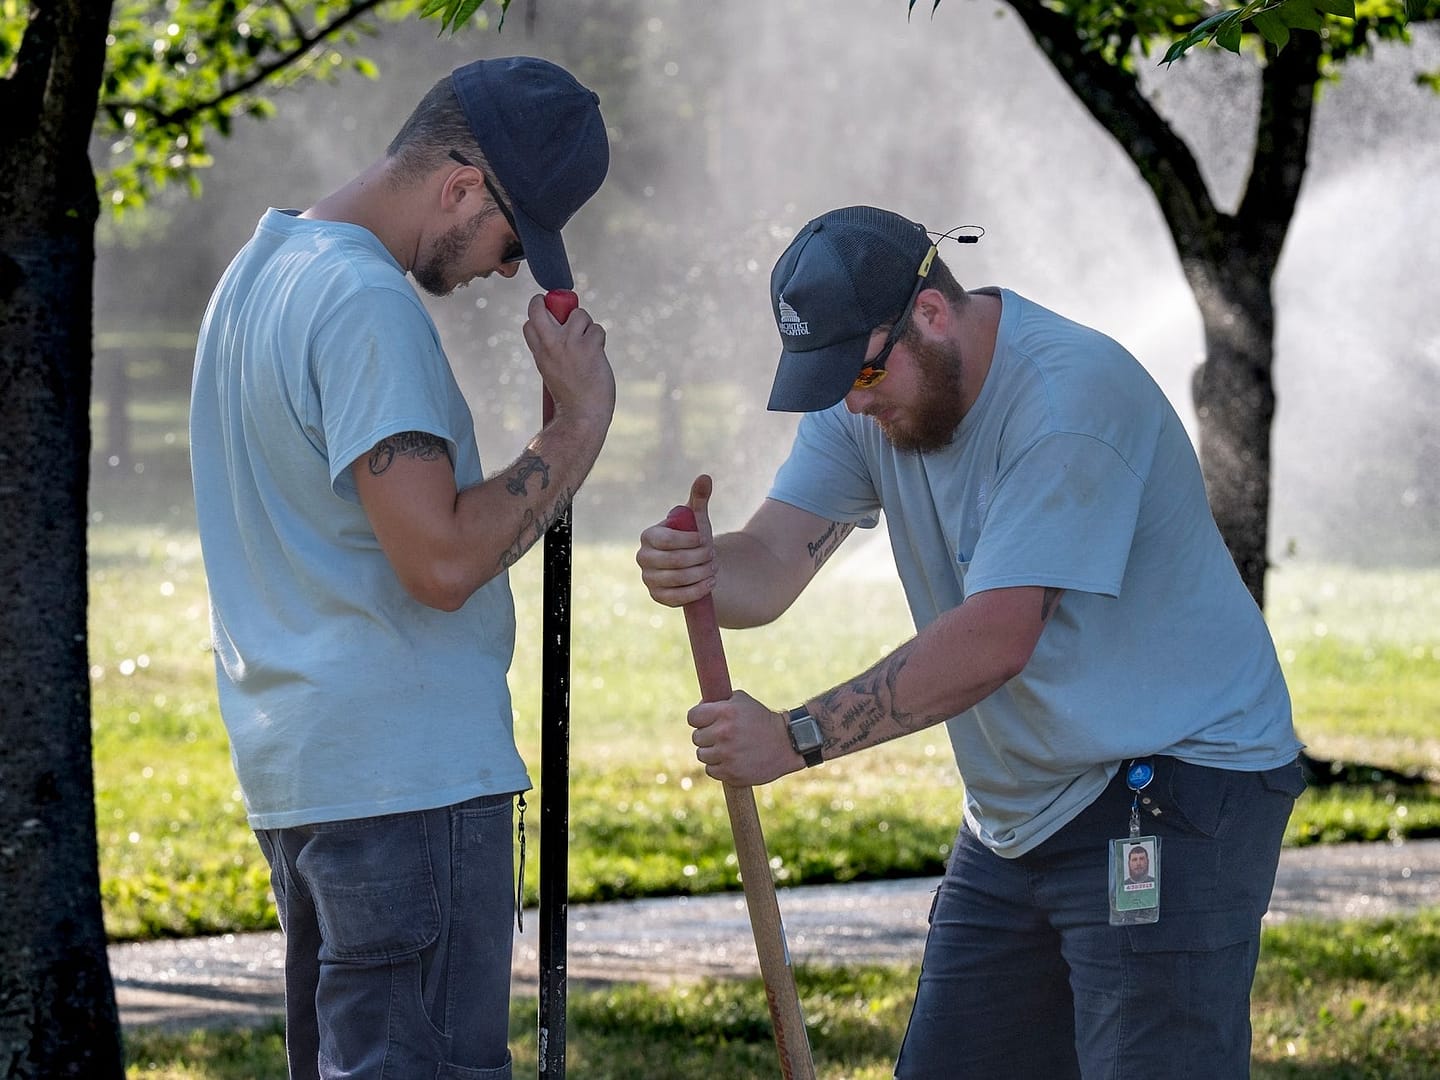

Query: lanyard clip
[1125,758,1159,835]
[1126,759,1154,792]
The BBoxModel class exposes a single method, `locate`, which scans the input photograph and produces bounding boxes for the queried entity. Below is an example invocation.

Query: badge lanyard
[1109,759,1161,925]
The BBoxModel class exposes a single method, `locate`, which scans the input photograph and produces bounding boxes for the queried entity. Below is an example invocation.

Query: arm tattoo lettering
[1041,587,1062,623]
[367,431,451,475]
[504,451,552,497]
[806,520,855,571]
[498,486,576,570]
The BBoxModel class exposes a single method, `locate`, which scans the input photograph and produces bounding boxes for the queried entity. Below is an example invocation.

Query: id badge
[1109,759,1161,926]
[1109,835,1161,924]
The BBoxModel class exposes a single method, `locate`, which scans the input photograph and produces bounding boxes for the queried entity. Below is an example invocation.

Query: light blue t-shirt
[190,209,531,829]
[770,289,1300,856]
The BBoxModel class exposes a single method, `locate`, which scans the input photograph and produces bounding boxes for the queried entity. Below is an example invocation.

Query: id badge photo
[1109,835,1161,924]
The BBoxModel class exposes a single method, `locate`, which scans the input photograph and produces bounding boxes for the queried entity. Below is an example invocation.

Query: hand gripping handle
[662,504,816,1080]
[541,289,579,422]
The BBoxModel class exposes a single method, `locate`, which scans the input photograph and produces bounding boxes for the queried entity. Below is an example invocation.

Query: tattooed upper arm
[805,520,855,572]
[367,431,452,476]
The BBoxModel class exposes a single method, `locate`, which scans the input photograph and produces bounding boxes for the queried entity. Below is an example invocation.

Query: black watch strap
[786,705,825,768]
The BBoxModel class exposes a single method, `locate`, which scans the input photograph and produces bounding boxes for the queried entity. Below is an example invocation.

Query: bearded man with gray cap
[190,57,612,1078]
[636,205,1304,1077]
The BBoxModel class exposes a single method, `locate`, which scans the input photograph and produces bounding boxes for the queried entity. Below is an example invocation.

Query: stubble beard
[876,334,966,454]
[413,204,497,297]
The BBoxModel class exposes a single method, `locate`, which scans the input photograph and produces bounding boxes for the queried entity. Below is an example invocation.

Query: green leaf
[1162,31,1205,64]
[1217,16,1245,50]
[1161,9,1238,64]
[1280,1,1328,29]
[453,0,489,32]
[1252,8,1293,47]
[1312,0,1356,16]
[424,0,496,34]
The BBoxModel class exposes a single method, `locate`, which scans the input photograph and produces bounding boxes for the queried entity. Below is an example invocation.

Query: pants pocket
[296,813,441,962]
[437,1051,513,1078]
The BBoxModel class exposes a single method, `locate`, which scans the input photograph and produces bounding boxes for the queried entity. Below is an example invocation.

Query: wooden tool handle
[664,506,816,1080]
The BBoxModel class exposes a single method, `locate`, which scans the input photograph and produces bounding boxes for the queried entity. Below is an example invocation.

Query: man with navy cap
[191,57,612,1078]
[637,205,1304,1077]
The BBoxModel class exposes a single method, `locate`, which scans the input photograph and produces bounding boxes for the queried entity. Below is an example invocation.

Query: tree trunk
[1182,36,1321,609]
[0,2,124,1074]
[1187,258,1276,608]
[1002,1,1322,611]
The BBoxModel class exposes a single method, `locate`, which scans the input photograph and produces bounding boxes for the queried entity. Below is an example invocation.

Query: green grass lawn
[89,512,1440,940]
[89,457,1440,1076]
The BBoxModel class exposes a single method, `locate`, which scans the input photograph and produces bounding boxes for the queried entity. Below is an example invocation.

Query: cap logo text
[777,295,809,336]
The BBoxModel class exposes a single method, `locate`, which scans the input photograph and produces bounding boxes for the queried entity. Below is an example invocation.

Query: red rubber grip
[663,505,696,532]
[541,290,578,422]
[544,288,579,324]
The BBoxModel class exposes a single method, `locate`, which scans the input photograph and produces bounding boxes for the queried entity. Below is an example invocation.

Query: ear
[913,287,951,336]
[439,161,483,212]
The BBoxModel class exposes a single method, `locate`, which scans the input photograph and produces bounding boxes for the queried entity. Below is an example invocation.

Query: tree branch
[1002,0,1226,265]
[1235,33,1322,272]
[105,0,390,129]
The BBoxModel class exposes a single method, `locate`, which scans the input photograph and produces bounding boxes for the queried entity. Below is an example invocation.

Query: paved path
[110,838,1440,1031]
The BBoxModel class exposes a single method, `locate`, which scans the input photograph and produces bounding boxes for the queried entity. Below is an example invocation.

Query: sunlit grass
[1269,560,1440,776]
[1268,562,1440,647]
[95,522,1440,1075]
[1251,911,1440,1077]
[91,517,1440,941]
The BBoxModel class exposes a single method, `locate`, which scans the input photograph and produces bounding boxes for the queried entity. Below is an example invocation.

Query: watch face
[789,713,823,753]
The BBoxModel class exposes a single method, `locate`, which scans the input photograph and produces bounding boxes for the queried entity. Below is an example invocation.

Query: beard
[412,205,497,297]
[875,334,966,454]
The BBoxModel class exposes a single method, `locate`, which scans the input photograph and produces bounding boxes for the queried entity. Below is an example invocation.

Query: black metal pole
[538,490,570,1077]
[537,287,577,1078]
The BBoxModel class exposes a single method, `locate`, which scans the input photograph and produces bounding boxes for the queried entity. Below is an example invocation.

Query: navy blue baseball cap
[451,57,609,291]
[767,206,934,413]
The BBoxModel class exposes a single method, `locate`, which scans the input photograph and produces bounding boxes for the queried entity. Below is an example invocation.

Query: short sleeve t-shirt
[190,209,531,829]
[770,289,1299,856]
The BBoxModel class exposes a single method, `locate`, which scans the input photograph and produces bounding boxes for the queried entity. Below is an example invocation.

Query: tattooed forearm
[806,520,855,571]
[1041,587,1063,623]
[815,640,952,755]
[367,431,451,475]
[821,667,893,754]
[504,451,552,496]
[498,487,576,569]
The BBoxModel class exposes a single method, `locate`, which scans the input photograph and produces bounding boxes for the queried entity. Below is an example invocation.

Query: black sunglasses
[853,244,938,390]
[448,150,525,265]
